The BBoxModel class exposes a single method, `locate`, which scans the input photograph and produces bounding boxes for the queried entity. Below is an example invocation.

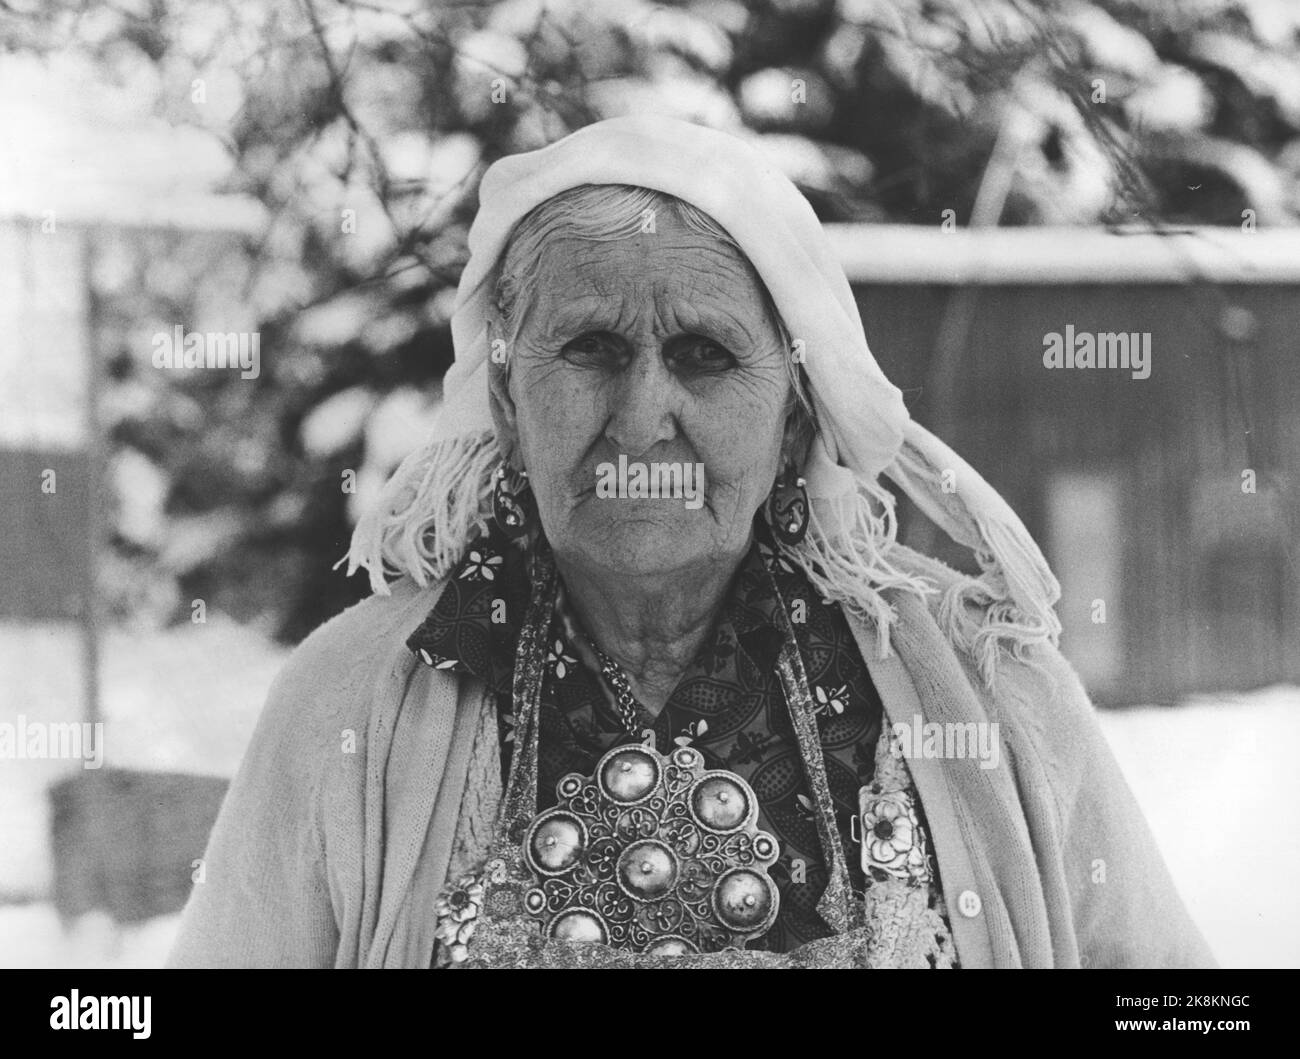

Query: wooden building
[833,225,1300,705]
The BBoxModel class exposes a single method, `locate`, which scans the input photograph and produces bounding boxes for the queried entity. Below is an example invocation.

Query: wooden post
[79,224,101,730]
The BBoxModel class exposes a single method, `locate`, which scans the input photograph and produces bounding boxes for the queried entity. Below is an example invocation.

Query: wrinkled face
[488,209,796,579]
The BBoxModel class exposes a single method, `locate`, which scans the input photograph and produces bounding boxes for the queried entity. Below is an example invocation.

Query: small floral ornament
[434,875,485,965]
[728,729,772,767]
[546,638,577,680]
[586,837,620,879]
[695,627,736,675]
[812,683,849,717]
[673,719,709,747]
[758,538,798,576]
[860,786,930,885]
[459,549,503,581]
[795,791,817,823]
[417,647,460,670]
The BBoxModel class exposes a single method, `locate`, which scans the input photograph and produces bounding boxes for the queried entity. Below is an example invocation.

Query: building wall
[0,220,93,623]
[854,281,1300,705]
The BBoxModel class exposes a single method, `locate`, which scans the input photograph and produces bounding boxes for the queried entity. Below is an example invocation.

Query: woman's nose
[603,346,678,458]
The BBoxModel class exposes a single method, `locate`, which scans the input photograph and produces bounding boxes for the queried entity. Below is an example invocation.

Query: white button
[957,890,982,918]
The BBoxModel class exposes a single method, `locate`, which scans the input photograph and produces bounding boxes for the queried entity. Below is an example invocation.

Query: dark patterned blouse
[406,517,945,953]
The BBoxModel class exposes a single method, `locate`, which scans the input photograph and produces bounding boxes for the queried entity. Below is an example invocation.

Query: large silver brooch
[521,743,781,954]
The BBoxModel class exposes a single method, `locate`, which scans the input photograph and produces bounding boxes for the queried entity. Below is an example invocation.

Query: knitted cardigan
[167,552,1216,969]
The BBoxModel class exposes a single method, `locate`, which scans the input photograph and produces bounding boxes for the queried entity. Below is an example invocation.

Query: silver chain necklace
[585,640,643,736]
[555,579,644,737]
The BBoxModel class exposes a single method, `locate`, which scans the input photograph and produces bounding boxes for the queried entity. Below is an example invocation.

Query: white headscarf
[347,115,1061,685]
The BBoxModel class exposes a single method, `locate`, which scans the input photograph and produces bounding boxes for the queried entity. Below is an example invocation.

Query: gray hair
[487,183,819,464]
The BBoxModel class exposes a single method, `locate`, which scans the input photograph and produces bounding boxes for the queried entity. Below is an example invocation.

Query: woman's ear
[486,315,520,465]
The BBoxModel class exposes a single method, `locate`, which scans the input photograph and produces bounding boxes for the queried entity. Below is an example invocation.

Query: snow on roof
[0,52,262,232]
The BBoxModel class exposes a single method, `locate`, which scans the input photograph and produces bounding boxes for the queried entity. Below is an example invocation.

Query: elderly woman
[169,116,1213,968]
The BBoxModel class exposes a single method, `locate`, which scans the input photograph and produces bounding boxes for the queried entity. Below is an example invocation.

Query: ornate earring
[492,463,534,539]
[766,465,809,546]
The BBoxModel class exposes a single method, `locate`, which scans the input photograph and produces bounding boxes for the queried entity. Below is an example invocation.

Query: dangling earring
[766,465,809,546]
[492,463,534,539]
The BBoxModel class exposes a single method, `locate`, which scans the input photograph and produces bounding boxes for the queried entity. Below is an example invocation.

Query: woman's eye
[667,336,736,372]
[561,332,626,364]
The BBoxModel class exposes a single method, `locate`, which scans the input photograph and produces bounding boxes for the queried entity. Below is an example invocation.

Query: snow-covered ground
[1,619,1297,967]
[0,904,180,969]
[0,618,286,901]
[1100,685,1300,968]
